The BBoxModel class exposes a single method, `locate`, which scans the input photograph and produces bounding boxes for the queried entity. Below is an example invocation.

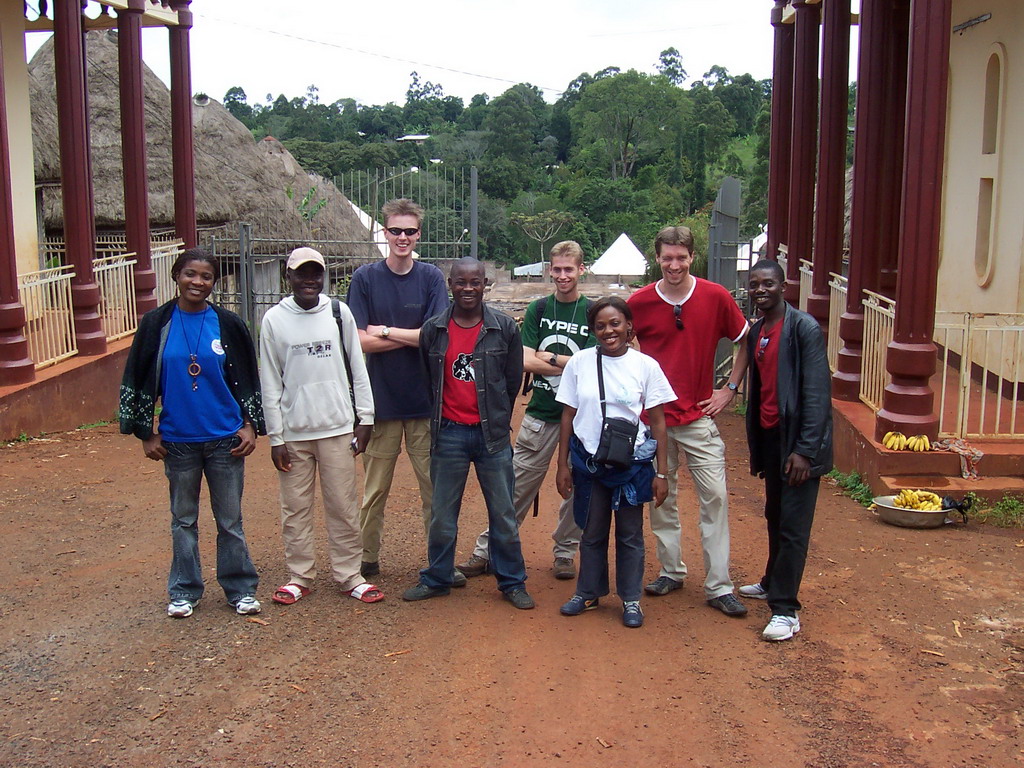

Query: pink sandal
[347,583,384,603]
[272,583,310,605]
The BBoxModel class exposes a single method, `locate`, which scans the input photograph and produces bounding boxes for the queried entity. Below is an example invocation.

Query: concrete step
[878,474,1024,499]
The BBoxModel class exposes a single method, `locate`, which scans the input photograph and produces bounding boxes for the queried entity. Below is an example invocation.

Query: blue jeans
[575,479,645,602]
[163,437,259,604]
[421,421,527,593]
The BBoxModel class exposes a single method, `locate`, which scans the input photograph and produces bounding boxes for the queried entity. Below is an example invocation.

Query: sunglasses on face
[673,304,684,330]
[757,335,770,361]
[386,227,420,237]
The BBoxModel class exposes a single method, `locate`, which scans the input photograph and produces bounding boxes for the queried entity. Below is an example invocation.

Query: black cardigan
[119,300,266,441]
[745,302,833,479]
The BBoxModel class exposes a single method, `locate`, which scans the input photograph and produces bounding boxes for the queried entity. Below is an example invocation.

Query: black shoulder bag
[592,350,638,470]
[331,298,361,427]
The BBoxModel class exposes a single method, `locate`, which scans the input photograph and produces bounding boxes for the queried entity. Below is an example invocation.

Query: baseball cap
[286,247,325,270]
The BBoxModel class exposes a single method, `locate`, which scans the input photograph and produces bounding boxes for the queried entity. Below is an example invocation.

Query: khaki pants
[359,418,432,563]
[472,413,581,561]
[278,434,362,591]
[650,417,735,599]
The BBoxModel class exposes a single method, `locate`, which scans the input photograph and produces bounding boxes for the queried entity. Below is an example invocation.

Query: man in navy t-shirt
[347,198,450,577]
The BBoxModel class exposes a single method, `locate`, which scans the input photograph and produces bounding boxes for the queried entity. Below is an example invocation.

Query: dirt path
[1,410,1021,767]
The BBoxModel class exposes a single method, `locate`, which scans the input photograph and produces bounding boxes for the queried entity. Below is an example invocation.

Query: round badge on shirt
[211,338,225,356]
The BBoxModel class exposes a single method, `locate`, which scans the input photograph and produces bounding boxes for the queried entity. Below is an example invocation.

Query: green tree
[657,47,688,86]
[570,70,682,180]
[510,209,574,262]
[223,86,253,127]
[484,83,549,164]
[740,105,770,238]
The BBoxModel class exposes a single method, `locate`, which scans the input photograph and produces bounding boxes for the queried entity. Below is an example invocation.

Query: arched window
[974,45,1004,287]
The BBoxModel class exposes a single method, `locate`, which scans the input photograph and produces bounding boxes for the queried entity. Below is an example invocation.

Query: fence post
[470,166,478,260]
[238,223,253,331]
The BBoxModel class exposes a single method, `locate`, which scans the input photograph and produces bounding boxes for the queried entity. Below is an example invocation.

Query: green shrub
[826,468,874,507]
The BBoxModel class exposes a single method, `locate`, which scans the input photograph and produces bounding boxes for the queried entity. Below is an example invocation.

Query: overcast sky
[27,0,805,107]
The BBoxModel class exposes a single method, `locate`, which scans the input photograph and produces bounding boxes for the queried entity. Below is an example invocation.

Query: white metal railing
[17,265,78,369]
[151,239,185,305]
[798,259,813,313]
[777,244,788,277]
[934,312,1024,439]
[40,234,183,270]
[859,290,895,411]
[93,253,138,341]
[827,272,847,372]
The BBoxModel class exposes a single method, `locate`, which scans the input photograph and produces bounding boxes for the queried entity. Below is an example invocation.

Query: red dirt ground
[1,408,1021,768]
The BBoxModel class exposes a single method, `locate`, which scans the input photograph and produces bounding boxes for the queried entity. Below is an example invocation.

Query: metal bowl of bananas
[872,489,950,528]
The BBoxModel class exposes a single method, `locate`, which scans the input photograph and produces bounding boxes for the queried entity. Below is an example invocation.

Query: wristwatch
[655,473,667,479]
[726,382,739,392]
[548,353,558,367]
[381,326,391,338]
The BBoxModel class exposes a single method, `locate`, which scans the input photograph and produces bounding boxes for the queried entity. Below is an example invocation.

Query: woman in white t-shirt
[555,297,675,628]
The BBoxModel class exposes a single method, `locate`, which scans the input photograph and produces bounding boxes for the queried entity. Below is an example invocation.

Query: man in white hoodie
[259,247,381,604]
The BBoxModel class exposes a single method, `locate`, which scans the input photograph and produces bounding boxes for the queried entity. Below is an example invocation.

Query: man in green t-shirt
[457,241,595,580]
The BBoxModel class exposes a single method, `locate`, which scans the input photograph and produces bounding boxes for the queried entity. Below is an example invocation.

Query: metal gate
[209,166,479,332]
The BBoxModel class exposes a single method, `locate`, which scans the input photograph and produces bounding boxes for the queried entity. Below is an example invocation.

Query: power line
[194,12,565,97]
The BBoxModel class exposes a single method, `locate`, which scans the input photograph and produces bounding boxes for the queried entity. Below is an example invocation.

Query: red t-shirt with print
[628,278,748,427]
[442,319,482,424]
[755,316,784,429]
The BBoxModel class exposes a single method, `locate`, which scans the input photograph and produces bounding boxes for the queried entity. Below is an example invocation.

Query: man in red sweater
[627,225,749,617]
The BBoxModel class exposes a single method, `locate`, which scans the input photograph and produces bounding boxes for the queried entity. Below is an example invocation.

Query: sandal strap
[275,584,305,599]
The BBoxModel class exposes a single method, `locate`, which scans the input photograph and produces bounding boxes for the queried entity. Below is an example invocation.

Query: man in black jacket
[739,260,833,641]
[402,258,534,610]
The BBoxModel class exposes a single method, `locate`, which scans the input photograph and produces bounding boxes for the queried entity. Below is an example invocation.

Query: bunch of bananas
[882,431,931,451]
[892,488,944,511]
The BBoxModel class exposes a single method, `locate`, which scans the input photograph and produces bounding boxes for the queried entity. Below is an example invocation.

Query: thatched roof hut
[30,30,371,255]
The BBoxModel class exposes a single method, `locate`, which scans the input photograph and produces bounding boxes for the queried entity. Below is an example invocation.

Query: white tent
[513,261,545,277]
[590,233,647,277]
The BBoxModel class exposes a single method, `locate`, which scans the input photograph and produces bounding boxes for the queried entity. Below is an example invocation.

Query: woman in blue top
[120,248,265,619]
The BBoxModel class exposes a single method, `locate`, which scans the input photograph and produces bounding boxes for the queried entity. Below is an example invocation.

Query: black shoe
[504,588,536,610]
[361,561,380,578]
[707,593,748,617]
[451,570,468,588]
[622,601,644,628]
[644,576,683,596]
[402,583,448,602]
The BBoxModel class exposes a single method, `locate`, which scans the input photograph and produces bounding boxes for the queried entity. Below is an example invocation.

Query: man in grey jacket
[402,258,534,610]
[738,259,833,641]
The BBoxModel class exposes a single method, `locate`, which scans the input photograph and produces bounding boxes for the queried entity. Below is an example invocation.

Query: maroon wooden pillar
[766,0,794,261]
[0,40,35,385]
[877,2,911,297]
[54,0,106,356]
[834,0,909,400]
[784,0,820,305]
[169,1,197,248]
[118,0,156,317]
[807,0,850,330]
[875,0,952,440]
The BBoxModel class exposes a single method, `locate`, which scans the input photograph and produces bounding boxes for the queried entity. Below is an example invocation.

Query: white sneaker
[762,614,800,641]
[167,599,196,618]
[234,596,262,615]
[738,583,768,600]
